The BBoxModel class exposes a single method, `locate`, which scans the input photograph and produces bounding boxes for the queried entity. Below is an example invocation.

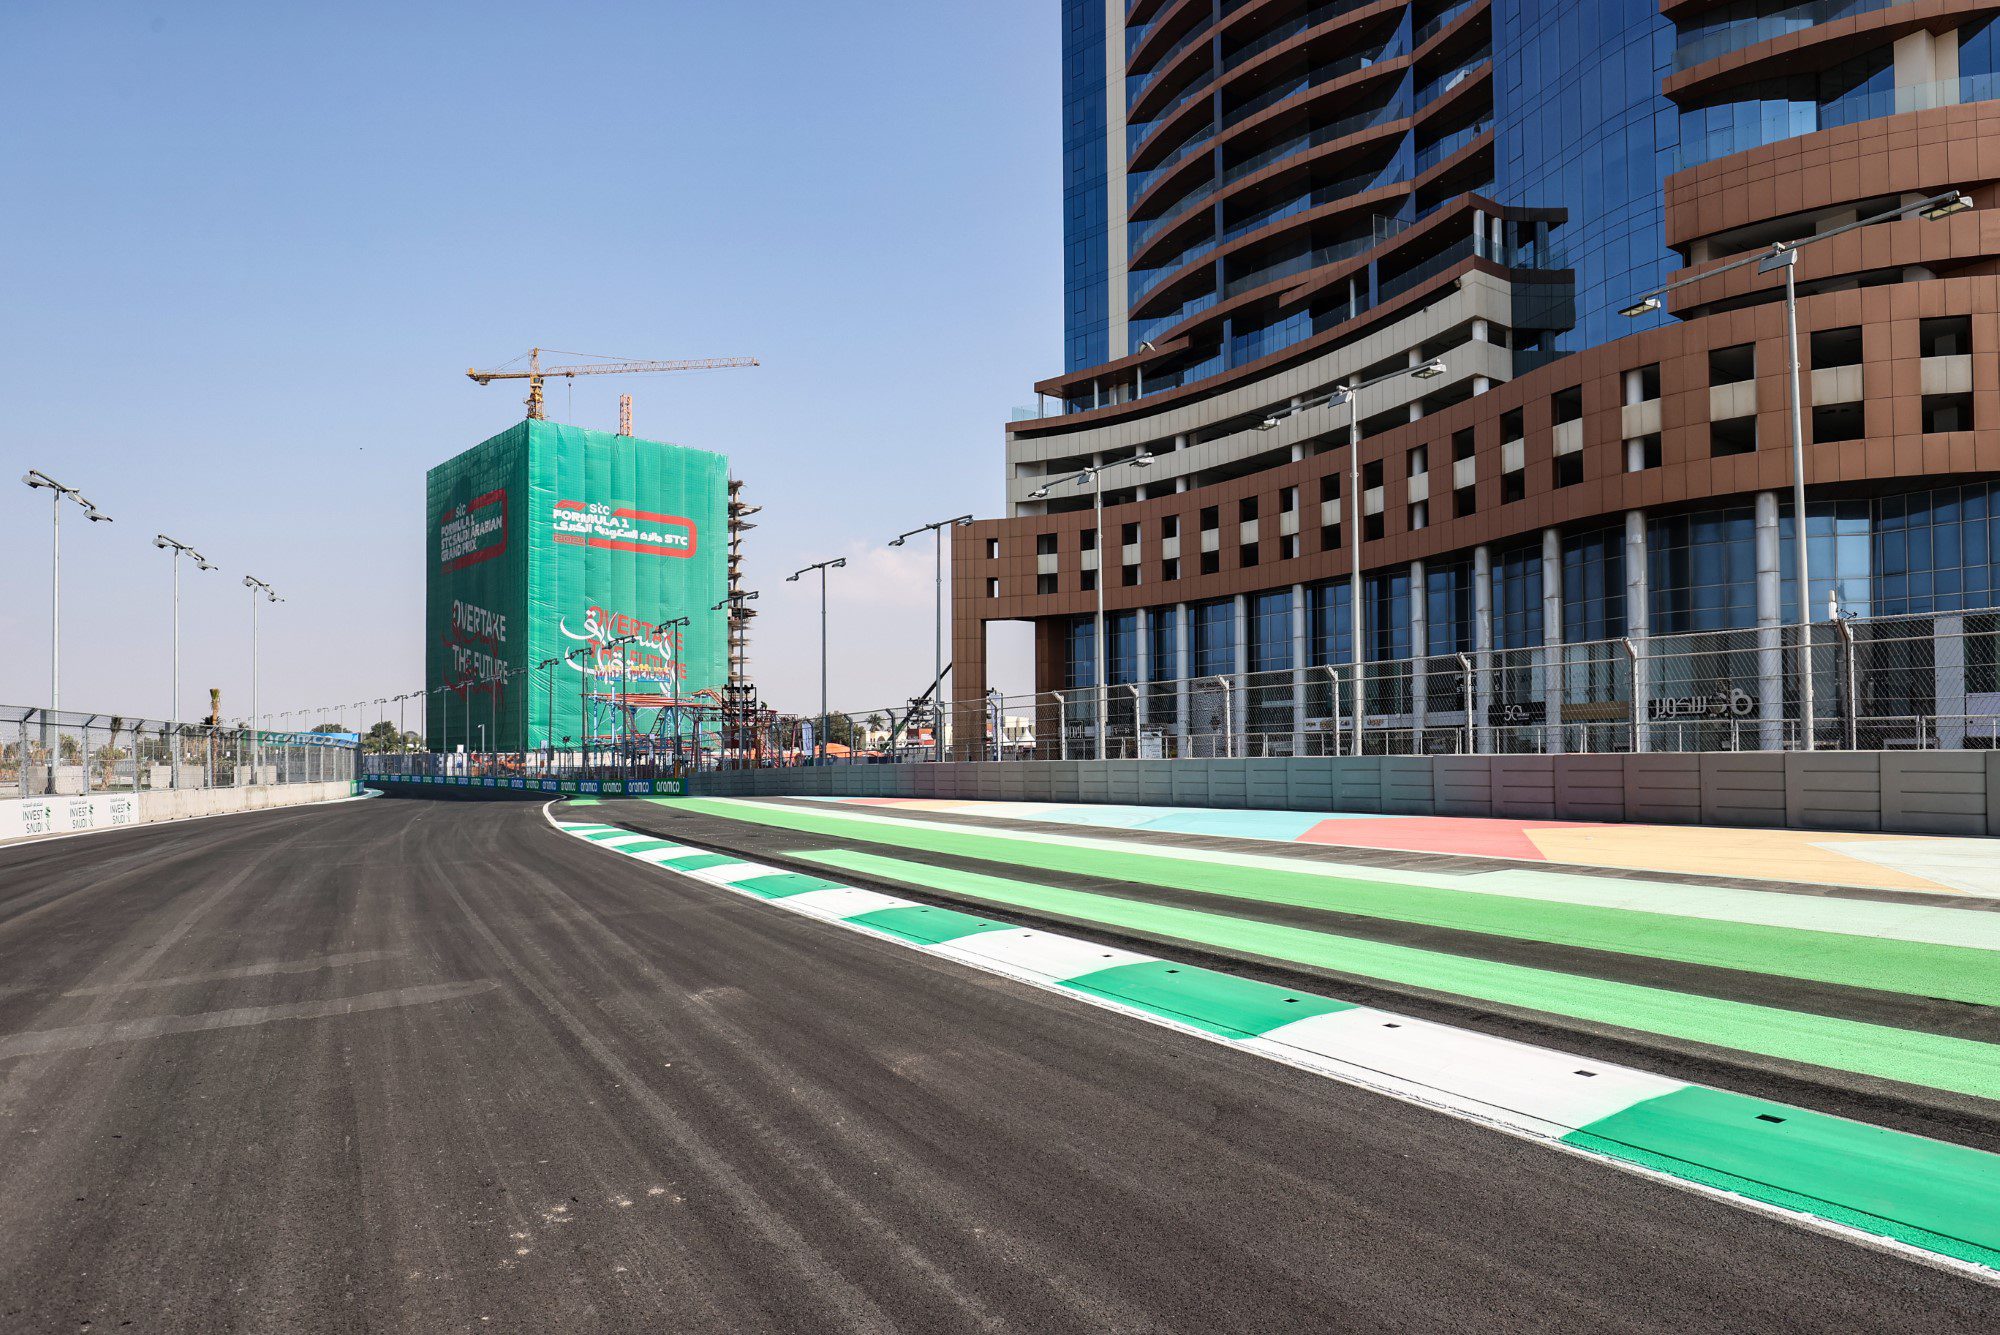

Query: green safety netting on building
[425,420,730,752]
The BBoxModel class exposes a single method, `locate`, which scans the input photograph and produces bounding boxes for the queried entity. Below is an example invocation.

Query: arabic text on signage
[1648,688,1757,721]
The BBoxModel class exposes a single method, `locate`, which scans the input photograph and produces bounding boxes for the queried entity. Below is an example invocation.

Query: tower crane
[467,347,759,423]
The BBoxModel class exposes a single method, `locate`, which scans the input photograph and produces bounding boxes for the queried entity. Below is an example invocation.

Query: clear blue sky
[0,0,1052,727]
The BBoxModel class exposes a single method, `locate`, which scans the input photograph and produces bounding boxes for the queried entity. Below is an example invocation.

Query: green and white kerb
[551,814,2000,1279]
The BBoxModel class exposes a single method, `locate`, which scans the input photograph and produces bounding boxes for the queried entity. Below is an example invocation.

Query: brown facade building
[952,0,2000,757]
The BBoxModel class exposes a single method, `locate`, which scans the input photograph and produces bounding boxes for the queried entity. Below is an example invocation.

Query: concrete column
[1473,209,1487,259]
[1755,491,1785,749]
[1938,613,1967,748]
[1173,603,1191,748]
[1409,559,1428,748]
[1473,543,1493,751]
[1542,527,1564,754]
[1289,584,1308,754]
[1135,608,1153,734]
[1233,594,1250,753]
[1625,509,1650,751]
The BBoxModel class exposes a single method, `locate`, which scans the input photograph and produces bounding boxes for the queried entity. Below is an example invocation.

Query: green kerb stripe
[843,905,1013,945]
[605,838,686,854]
[730,871,849,899]
[677,800,2000,1005]
[790,846,2000,1100]
[1065,959,1354,1038]
[1567,1087,2000,1269]
[655,852,742,872]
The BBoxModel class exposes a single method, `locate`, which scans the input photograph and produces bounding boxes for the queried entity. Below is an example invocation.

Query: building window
[1709,343,1757,456]
[1648,507,1757,632]
[1502,471,1525,504]
[986,577,1000,598]
[1279,485,1297,513]
[1554,454,1583,488]
[1161,557,1180,581]
[1491,542,1544,650]
[1279,534,1298,560]
[1561,525,1627,643]
[985,538,1000,559]
[1200,550,1220,575]
[1925,395,1974,433]
[1627,434,1662,472]
[1120,521,1140,546]
[1240,543,1259,568]
[1080,568,1097,591]
[1426,558,1473,656]
[1711,418,1757,456]
[1038,572,1058,595]
[1922,315,1971,358]
[1190,600,1235,677]
[1122,564,1141,586]
[1081,527,1097,551]
[1036,533,1057,556]
[1409,500,1429,530]
[1239,496,1258,522]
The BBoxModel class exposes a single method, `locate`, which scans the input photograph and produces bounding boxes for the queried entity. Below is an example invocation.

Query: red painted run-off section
[1297,817,1603,861]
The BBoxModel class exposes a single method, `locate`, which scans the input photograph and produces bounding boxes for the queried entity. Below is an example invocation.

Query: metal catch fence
[777,604,2000,763]
[0,706,357,799]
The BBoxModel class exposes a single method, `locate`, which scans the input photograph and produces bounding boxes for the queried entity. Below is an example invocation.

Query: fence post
[1051,691,1068,762]
[1217,676,1234,759]
[1837,617,1859,750]
[1456,654,1474,753]
[1621,638,1643,753]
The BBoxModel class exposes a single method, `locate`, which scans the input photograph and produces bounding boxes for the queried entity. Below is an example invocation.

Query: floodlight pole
[1621,189,1969,752]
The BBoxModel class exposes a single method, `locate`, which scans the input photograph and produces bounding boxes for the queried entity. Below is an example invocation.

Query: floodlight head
[87,509,112,523]
[1131,453,1153,467]
[1412,359,1447,380]
[1029,486,1051,499]
[1921,192,1973,221]
[832,558,847,569]
[197,560,217,572]
[786,573,800,582]
[1258,417,1280,431]
[154,535,169,549]
[953,515,973,526]
[888,536,905,547]
[1619,296,1661,318]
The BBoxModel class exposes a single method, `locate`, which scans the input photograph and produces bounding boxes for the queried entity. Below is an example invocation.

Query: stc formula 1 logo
[551,500,696,558]
[438,489,508,571]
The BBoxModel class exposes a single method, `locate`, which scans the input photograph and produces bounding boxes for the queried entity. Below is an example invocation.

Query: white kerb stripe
[1246,1009,1689,1136]
[783,887,918,921]
[930,929,1156,984]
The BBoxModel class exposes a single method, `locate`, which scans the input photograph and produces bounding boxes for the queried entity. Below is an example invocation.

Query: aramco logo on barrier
[550,499,696,558]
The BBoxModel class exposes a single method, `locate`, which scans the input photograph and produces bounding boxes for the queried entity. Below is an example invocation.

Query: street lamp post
[890,515,973,760]
[22,472,112,791]
[786,558,847,763]
[242,576,280,781]
[152,535,215,784]
[1621,188,1970,751]
[1030,458,1153,758]
[1257,361,1446,755]
[539,656,561,773]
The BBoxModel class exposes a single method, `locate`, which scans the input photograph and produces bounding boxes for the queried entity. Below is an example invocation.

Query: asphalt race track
[2,796,1997,1331]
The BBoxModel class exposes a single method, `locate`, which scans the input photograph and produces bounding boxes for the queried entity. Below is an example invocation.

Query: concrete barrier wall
[686,753,2000,837]
[0,781,358,846]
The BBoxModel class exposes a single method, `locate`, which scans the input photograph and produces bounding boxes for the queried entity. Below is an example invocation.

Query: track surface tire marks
[0,799,1988,1331]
